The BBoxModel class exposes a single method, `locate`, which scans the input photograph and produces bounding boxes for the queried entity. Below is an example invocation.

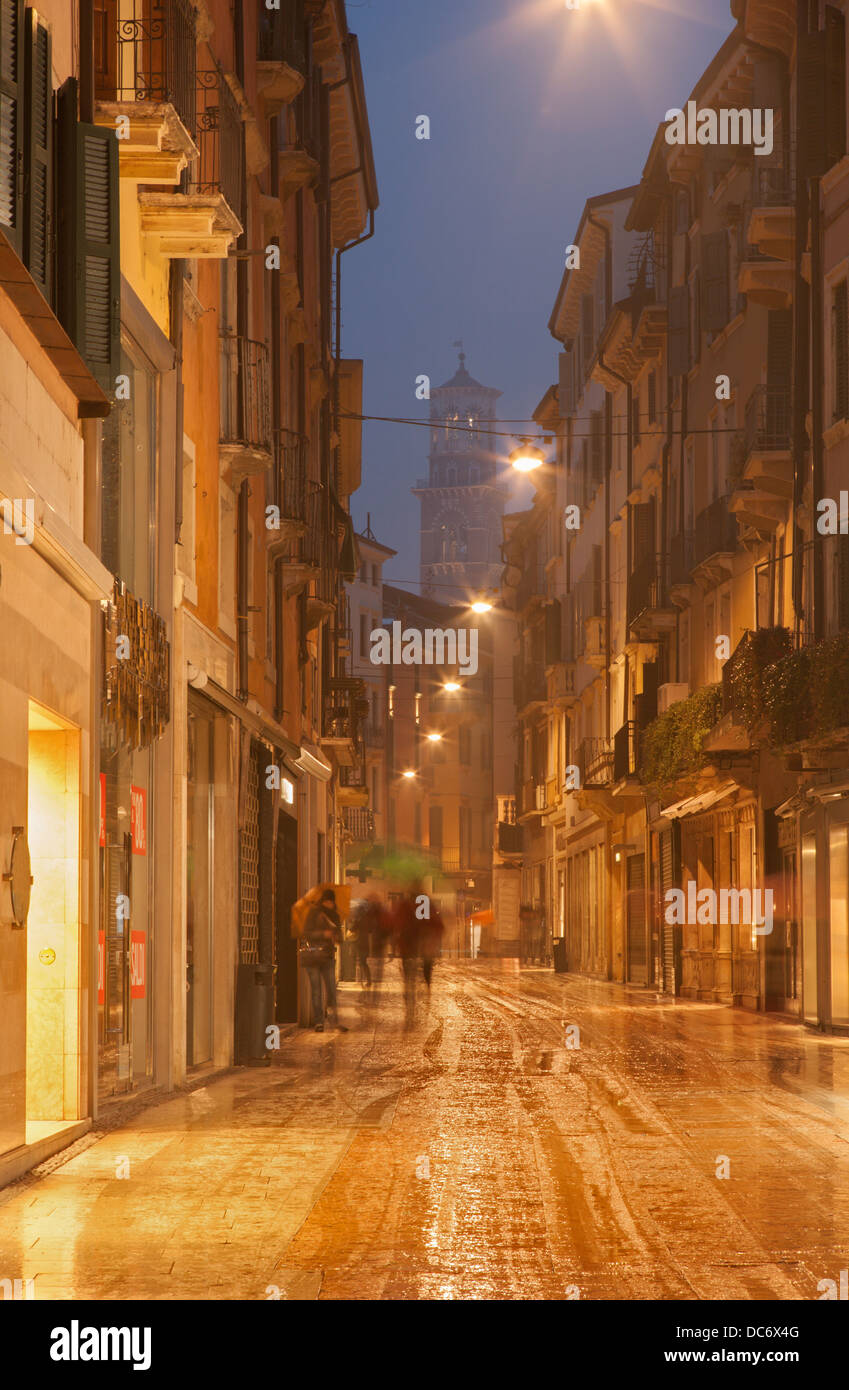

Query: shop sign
[130,786,147,855]
[130,931,146,999]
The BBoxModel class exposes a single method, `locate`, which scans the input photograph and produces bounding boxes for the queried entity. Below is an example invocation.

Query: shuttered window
[558,348,574,417]
[0,0,24,255]
[580,293,593,375]
[647,370,657,424]
[24,6,52,301]
[544,599,561,666]
[632,391,641,445]
[668,284,689,376]
[701,231,729,334]
[57,78,120,388]
[833,280,849,422]
[589,408,603,488]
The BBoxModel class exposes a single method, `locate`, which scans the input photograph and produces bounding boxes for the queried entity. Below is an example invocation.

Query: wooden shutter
[701,231,729,334]
[632,499,655,564]
[767,307,793,389]
[94,0,117,101]
[0,0,24,254]
[631,391,640,445]
[589,408,603,485]
[826,6,847,169]
[833,281,849,422]
[24,7,52,302]
[56,79,120,387]
[668,284,689,376]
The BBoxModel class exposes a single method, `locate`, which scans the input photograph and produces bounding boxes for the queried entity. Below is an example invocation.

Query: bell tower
[413,349,506,602]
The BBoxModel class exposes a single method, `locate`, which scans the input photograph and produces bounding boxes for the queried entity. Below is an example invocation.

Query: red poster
[130,786,147,855]
[130,931,146,999]
[98,931,105,1004]
[99,774,106,848]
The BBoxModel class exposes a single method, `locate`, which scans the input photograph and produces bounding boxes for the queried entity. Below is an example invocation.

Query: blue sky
[341,0,736,587]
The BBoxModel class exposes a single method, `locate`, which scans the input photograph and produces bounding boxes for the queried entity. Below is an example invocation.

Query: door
[275,811,299,1023]
[100,832,132,1099]
[659,828,681,995]
[626,853,648,984]
[187,698,215,1067]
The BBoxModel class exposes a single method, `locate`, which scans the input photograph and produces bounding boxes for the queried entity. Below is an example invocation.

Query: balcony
[496,820,522,856]
[273,485,335,602]
[691,495,738,586]
[343,806,375,844]
[627,552,677,639]
[547,660,577,709]
[437,848,492,874]
[323,678,368,767]
[738,385,793,518]
[257,0,306,117]
[337,761,368,808]
[577,737,613,790]
[514,658,547,714]
[748,166,794,261]
[219,335,272,482]
[613,721,640,783]
[518,778,544,820]
[95,2,243,256]
[95,0,198,183]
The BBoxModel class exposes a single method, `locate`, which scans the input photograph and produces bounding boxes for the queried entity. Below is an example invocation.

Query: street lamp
[425,732,443,743]
[471,599,493,614]
[402,769,416,780]
[508,437,547,473]
[443,681,461,693]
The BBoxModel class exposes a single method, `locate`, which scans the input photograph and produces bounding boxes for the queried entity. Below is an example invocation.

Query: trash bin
[235,963,273,1064]
[553,939,568,974]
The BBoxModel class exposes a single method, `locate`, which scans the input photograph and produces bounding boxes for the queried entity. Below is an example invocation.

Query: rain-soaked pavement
[3,960,849,1300]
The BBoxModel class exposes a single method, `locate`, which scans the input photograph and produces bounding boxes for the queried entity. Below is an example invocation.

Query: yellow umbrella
[290,882,351,936]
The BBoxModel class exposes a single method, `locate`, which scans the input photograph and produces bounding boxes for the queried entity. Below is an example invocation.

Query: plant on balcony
[639,684,723,792]
[725,626,792,731]
[763,633,849,745]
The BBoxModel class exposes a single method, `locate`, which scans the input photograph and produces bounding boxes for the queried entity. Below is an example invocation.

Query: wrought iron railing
[258,0,306,72]
[745,384,791,454]
[100,0,198,136]
[627,552,666,627]
[438,847,492,873]
[281,437,307,524]
[578,737,613,788]
[343,806,375,842]
[219,334,271,454]
[324,678,368,742]
[194,66,243,214]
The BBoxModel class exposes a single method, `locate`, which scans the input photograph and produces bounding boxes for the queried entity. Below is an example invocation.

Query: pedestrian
[349,896,373,988]
[421,898,445,997]
[300,888,348,1033]
[392,880,426,1028]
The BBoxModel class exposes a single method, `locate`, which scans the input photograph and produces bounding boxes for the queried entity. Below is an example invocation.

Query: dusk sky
[342,0,736,589]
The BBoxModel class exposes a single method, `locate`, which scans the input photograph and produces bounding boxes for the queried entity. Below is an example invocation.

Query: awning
[292,743,333,783]
[660,781,738,820]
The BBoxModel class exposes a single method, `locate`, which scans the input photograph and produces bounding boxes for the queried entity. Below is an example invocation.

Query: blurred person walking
[300,888,348,1033]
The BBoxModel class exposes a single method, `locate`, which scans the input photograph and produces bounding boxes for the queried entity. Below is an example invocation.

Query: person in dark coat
[301,889,348,1033]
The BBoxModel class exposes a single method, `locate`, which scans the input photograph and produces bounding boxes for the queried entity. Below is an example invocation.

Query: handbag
[299,943,330,968]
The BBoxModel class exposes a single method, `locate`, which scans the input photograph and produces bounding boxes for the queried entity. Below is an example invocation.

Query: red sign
[98,931,105,1004]
[130,931,146,999]
[130,786,147,855]
[99,774,106,848]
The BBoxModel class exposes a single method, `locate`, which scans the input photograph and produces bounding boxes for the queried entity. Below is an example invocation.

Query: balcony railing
[692,495,738,569]
[613,721,640,781]
[744,384,791,455]
[753,162,793,207]
[98,0,198,136]
[577,737,613,789]
[627,552,667,628]
[219,334,272,456]
[497,821,522,855]
[258,0,306,72]
[194,66,243,215]
[324,678,368,743]
[437,847,492,873]
[339,762,367,790]
[343,806,375,843]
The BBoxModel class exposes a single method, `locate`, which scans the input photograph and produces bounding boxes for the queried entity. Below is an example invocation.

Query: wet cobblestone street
[3,962,849,1301]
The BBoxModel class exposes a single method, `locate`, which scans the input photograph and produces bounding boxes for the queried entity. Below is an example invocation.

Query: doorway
[626,853,648,985]
[26,702,81,1144]
[187,694,216,1066]
[275,810,299,1023]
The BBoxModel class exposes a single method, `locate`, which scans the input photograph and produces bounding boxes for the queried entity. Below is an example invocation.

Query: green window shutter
[700,230,729,334]
[0,0,24,255]
[56,79,120,388]
[24,6,52,302]
[668,284,689,376]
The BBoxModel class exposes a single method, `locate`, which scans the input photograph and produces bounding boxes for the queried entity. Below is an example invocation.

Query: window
[632,392,641,446]
[414,691,421,726]
[359,613,370,661]
[647,371,657,425]
[832,280,848,421]
[102,344,157,605]
[218,483,237,639]
[388,684,395,718]
[371,564,379,586]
